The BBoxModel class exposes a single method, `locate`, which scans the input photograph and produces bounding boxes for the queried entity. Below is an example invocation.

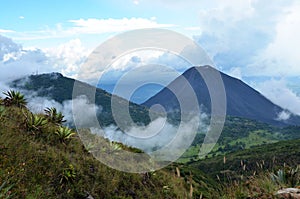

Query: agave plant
[59,164,76,184]
[25,112,48,132]
[270,169,286,186]
[55,126,75,144]
[3,90,27,108]
[270,166,300,187]
[109,141,122,153]
[44,107,66,126]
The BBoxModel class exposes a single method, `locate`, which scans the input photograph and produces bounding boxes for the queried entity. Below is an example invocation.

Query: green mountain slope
[179,116,300,163]
[187,138,300,181]
[1,91,300,198]
[11,73,151,126]
[0,99,192,198]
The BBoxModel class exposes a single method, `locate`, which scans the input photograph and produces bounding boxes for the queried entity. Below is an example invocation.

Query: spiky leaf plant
[25,112,48,132]
[55,126,75,144]
[44,107,66,126]
[2,90,27,108]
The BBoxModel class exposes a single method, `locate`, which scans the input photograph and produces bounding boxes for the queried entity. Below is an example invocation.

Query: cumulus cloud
[253,78,300,115]
[247,1,300,76]
[0,35,52,82]
[276,111,291,121]
[194,0,297,72]
[0,35,92,83]
[44,39,90,79]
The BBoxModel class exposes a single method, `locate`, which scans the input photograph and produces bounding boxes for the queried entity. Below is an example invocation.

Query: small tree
[3,90,27,108]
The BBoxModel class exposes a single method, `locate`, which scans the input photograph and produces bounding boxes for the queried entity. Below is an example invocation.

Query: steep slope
[143,66,300,126]
[11,73,150,126]
[0,104,192,198]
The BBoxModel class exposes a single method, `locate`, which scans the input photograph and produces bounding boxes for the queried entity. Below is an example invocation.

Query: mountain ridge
[11,72,151,127]
[143,65,300,127]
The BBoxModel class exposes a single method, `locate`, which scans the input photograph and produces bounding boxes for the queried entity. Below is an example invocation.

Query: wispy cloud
[2,17,174,41]
[68,17,174,34]
[0,29,15,33]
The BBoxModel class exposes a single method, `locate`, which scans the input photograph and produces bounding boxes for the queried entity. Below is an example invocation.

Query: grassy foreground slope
[0,95,191,198]
[172,138,300,198]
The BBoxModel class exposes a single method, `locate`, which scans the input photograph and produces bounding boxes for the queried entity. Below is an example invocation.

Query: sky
[0,0,300,114]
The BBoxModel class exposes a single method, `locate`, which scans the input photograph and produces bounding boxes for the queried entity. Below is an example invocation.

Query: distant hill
[143,66,300,127]
[11,73,151,127]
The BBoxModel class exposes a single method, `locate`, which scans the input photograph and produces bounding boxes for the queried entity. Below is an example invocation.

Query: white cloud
[226,67,243,80]
[247,1,300,76]
[253,78,300,115]
[185,27,201,31]
[68,17,174,34]
[3,17,174,41]
[0,35,92,82]
[19,16,25,20]
[44,39,90,78]
[0,29,14,33]
[276,111,291,121]
[0,35,52,82]
[133,0,139,5]
[195,0,297,73]
[92,116,202,157]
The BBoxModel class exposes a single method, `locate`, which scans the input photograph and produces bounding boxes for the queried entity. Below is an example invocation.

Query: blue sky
[1,0,300,114]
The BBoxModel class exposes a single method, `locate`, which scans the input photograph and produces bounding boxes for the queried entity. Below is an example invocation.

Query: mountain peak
[30,72,63,79]
[143,66,300,127]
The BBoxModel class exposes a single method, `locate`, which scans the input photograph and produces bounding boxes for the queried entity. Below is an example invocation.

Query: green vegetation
[55,126,75,144]
[2,90,27,108]
[44,107,66,126]
[25,112,48,132]
[179,116,300,163]
[11,73,152,126]
[0,90,193,198]
[1,90,300,198]
[0,179,15,199]
[171,138,300,198]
